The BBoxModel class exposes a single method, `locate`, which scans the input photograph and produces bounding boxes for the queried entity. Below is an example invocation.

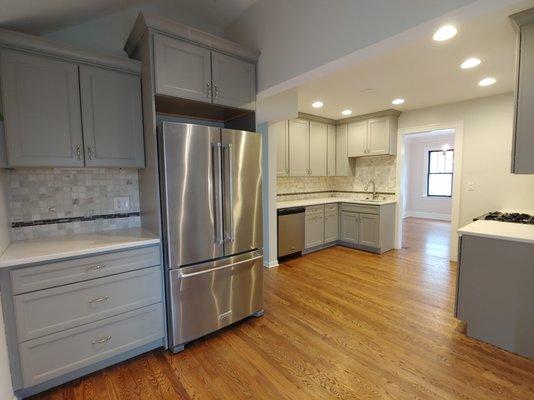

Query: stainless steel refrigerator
[158,121,263,352]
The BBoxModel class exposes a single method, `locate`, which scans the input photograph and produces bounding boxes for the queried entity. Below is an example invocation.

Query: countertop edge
[0,237,161,269]
[276,198,397,209]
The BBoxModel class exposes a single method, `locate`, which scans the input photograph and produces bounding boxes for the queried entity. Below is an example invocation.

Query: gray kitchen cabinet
[274,120,289,177]
[0,50,84,167]
[347,115,398,157]
[79,65,145,168]
[510,9,534,173]
[327,124,336,176]
[289,119,309,176]
[324,204,339,243]
[335,124,351,176]
[309,121,327,176]
[358,213,380,248]
[153,33,212,102]
[211,51,256,110]
[340,211,359,244]
[347,120,367,157]
[305,205,325,249]
[0,244,164,397]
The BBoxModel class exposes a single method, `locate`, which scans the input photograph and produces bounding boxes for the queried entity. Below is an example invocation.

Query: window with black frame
[427,149,454,197]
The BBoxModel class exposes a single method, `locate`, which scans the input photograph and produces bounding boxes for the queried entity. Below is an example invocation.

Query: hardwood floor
[30,218,534,399]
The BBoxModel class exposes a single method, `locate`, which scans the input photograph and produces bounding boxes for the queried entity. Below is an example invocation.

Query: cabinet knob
[87,146,93,160]
[207,82,212,97]
[214,85,219,98]
[75,145,81,160]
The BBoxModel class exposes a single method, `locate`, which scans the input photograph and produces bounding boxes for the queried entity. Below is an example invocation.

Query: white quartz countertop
[0,228,160,268]
[458,220,534,244]
[277,197,397,209]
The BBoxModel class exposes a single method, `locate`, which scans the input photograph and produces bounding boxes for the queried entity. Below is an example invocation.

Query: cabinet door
[368,117,390,155]
[79,66,145,168]
[359,213,380,248]
[211,51,256,110]
[347,120,368,157]
[309,121,327,176]
[153,34,212,102]
[335,124,351,176]
[324,210,339,243]
[305,213,325,249]
[288,119,309,176]
[327,124,336,176]
[273,121,289,177]
[340,212,358,244]
[513,23,534,173]
[0,50,84,167]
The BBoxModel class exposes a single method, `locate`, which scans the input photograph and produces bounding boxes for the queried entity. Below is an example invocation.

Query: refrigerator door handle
[212,143,224,244]
[180,254,263,278]
[224,143,235,242]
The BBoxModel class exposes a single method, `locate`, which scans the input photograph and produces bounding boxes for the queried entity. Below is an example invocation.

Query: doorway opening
[395,122,463,261]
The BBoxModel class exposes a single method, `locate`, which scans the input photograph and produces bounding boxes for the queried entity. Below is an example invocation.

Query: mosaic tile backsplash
[8,168,140,241]
[277,155,397,201]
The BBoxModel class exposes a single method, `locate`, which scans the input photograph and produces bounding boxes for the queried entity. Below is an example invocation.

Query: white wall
[404,134,454,221]
[0,169,14,399]
[399,92,534,229]
[44,3,226,58]
[225,0,482,93]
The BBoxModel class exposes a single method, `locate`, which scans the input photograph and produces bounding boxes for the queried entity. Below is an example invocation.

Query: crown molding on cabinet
[0,28,141,74]
[124,12,260,63]
[335,109,401,125]
[298,112,337,125]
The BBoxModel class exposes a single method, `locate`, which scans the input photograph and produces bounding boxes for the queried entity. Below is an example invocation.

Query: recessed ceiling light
[341,109,352,116]
[312,100,324,108]
[392,98,405,105]
[460,57,481,69]
[433,25,457,41]
[478,77,496,87]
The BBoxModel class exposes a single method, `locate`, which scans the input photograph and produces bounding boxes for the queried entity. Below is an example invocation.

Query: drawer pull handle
[89,296,109,304]
[88,264,106,272]
[91,335,112,345]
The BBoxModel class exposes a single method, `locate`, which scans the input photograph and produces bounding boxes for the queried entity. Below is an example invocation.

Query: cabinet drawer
[19,303,164,387]
[11,246,160,294]
[305,205,325,215]
[325,203,338,212]
[14,266,162,341]
[341,203,379,215]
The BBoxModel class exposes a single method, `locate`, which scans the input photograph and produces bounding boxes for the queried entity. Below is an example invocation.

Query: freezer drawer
[168,250,263,350]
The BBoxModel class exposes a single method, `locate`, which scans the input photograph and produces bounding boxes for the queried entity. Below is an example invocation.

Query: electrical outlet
[113,197,130,212]
[467,182,475,191]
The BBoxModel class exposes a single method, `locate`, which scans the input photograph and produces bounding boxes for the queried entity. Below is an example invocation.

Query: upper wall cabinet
[510,8,534,174]
[273,120,289,177]
[0,29,144,169]
[327,124,336,176]
[347,114,398,157]
[152,33,256,110]
[153,34,212,103]
[79,65,145,168]
[308,121,327,176]
[211,51,256,109]
[288,119,309,176]
[335,124,352,176]
[0,50,84,167]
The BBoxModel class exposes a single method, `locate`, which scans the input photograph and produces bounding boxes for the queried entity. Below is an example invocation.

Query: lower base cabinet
[340,211,359,244]
[305,205,325,249]
[0,244,165,398]
[324,206,339,242]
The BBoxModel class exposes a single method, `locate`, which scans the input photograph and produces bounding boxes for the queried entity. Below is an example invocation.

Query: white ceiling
[0,0,256,35]
[297,2,533,119]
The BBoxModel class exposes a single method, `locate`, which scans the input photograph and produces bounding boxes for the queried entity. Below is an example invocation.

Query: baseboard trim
[404,211,451,221]
[264,260,279,268]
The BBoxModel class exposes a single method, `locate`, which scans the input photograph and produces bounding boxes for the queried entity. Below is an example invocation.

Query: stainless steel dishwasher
[277,207,305,259]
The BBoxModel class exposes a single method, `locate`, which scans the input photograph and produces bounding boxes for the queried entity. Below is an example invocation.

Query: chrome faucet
[364,179,379,200]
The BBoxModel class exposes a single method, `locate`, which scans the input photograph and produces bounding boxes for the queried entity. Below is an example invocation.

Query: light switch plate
[113,197,130,212]
[467,182,475,191]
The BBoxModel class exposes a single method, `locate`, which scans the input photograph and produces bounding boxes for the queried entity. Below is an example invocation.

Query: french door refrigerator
[158,121,263,352]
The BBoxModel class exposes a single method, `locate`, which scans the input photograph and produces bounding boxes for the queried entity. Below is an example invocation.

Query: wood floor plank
[27,218,534,399]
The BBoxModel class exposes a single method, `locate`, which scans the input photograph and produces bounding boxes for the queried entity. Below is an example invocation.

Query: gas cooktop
[479,211,534,224]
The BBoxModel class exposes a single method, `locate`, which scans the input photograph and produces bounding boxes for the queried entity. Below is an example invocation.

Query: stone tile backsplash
[8,168,140,241]
[277,155,397,201]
